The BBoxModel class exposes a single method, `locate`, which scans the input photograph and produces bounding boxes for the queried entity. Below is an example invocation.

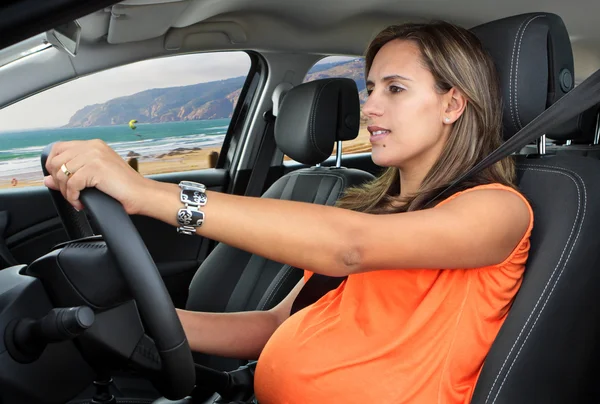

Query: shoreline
[0,128,373,189]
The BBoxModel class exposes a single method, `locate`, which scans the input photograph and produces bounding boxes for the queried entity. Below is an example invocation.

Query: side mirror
[46,20,81,57]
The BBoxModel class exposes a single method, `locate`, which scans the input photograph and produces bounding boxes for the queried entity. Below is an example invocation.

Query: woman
[44,21,533,404]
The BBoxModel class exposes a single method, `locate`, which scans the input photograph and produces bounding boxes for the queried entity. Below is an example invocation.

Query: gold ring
[61,163,73,178]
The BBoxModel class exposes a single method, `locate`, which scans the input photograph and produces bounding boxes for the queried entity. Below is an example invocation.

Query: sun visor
[107,0,191,44]
[164,22,248,51]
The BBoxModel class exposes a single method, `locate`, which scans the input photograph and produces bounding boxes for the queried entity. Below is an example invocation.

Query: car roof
[72,0,599,82]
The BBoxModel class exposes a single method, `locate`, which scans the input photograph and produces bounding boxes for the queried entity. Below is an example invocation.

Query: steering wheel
[40,144,196,400]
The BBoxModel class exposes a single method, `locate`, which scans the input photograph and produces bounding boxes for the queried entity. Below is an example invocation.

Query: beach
[0,126,372,189]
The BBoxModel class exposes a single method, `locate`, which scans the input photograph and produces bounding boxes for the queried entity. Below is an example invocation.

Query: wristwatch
[176,181,207,235]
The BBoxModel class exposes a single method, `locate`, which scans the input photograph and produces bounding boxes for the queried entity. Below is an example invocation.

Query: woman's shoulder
[438,183,532,216]
[438,182,534,267]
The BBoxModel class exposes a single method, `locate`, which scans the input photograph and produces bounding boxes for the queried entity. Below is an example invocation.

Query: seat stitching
[514,15,546,128]
[492,166,586,403]
[259,265,293,311]
[485,165,585,403]
[509,17,529,132]
[487,165,582,403]
[310,80,337,159]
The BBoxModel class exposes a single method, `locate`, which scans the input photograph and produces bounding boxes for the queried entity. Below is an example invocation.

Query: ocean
[0,119,230,183]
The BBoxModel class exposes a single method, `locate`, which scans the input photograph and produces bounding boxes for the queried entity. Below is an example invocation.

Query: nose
[362,89,383,118]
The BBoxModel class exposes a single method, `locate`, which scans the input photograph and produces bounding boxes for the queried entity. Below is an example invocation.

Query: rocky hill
[65,58,365,127]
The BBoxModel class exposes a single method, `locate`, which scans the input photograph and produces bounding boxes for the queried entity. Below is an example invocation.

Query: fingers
[44,140,109,210]
[43,175,58,190]
[48,149,81,199]
[63,166,93,212]
[61,153,98,206]
[45,140,85,174]
[43,139,142,213]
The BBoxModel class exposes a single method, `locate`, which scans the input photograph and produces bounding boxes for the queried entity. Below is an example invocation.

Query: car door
[0,50,264,308]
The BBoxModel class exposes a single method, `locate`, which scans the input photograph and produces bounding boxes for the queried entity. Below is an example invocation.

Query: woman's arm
[44,140,531,277]
[140,180,531,275]
[177,279,304,358]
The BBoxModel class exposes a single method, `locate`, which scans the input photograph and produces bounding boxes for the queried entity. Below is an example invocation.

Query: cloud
[0,51,251,132]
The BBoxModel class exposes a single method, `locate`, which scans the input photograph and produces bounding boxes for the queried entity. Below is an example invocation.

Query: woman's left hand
[44,139,154,214]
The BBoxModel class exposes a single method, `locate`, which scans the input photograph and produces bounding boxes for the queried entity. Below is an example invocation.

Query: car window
[284,56,369,164]
[0,51,252,189]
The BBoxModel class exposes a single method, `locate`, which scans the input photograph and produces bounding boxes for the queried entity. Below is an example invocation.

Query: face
[363,39,459,171]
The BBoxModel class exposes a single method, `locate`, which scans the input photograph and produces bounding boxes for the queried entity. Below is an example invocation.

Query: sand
[0,128,372,189]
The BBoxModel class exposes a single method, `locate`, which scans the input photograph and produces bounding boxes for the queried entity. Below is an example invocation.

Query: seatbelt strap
[244,110,277,197]
[291,68,600,315]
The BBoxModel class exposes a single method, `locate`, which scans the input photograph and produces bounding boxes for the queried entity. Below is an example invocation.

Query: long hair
[336,22,515,213]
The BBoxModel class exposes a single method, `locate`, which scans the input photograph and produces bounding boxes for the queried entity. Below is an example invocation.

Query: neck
[398,168,427,198]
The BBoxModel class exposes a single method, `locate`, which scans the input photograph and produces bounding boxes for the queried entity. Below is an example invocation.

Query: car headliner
[76,0,599,80]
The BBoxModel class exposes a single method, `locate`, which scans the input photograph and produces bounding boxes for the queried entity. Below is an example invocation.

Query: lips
[368,125,390,143]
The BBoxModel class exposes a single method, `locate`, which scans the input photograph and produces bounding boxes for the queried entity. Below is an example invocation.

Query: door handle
[0,211,19,268]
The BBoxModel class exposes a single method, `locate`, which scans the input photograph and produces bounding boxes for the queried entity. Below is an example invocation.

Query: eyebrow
[366,74,413,86]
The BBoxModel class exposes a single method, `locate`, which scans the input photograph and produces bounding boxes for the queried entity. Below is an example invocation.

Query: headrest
[546,104,600,143]
[471,13,575,140]
[275,78,360,165]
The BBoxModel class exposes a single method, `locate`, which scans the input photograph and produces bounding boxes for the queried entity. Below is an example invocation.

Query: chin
[371,149,401,168]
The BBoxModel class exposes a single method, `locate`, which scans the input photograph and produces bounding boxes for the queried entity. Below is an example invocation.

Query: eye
[366,88,373,96]
[389,85,405,93]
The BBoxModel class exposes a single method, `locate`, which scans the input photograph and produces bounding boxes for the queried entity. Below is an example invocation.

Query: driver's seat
[468,13,600,403]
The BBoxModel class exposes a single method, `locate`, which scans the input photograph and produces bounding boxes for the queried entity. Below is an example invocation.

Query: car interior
[2,1,600,403]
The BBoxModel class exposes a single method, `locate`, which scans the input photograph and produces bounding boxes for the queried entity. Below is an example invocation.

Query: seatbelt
[291,68,600,315]
[244,110,277,197]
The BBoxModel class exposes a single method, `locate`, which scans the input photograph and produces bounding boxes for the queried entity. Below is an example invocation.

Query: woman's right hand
[44,139,156,215]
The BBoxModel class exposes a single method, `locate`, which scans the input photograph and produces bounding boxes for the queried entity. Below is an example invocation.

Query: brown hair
[336,21,515,213]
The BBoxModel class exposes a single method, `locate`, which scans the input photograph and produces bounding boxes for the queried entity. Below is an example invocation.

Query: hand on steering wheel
[44,139,152,215]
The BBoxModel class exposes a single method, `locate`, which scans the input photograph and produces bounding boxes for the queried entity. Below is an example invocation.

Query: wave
[0,134,226,181]
[0,133,226,162]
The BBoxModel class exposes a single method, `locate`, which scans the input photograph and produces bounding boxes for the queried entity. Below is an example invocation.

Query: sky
[0,51,354,132]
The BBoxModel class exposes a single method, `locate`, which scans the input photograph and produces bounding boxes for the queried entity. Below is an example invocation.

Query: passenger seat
[186,78,375,372]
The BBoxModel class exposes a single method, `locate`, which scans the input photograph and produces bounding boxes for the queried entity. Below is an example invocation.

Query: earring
[444,117,450,123]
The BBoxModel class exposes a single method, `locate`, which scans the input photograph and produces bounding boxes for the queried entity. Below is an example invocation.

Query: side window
[284,56,369,163]
[0,51,252,189]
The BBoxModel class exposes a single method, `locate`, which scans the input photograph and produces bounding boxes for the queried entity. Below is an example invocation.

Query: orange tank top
[254,183,534,404]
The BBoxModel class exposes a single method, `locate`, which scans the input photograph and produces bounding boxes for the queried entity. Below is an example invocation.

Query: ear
[442,88,467,125]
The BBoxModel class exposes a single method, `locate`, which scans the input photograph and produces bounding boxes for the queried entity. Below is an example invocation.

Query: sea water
[0,119,230,183]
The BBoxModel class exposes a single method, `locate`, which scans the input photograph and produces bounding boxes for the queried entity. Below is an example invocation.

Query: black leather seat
[470,13,600,403]
[186,77,375,372]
